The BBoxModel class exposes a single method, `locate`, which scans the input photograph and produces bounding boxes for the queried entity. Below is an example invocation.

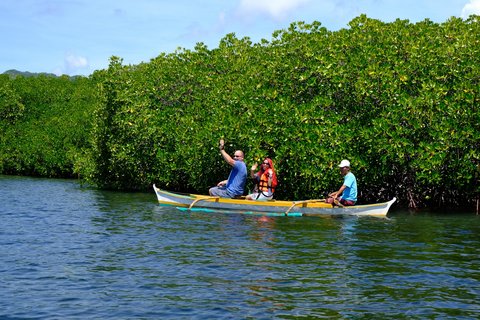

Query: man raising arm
[209,139,247,198]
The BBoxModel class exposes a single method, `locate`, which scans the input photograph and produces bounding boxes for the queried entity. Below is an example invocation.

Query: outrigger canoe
[153,185,396,218]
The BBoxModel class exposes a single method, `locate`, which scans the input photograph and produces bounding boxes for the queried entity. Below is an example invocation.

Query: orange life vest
[258,169,277,193]
[254,158,278,195]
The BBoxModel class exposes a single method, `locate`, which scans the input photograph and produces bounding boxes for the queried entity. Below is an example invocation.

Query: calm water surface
[1,175,479,319]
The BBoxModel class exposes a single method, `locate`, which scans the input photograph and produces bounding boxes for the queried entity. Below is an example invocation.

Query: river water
[1,175,479,319]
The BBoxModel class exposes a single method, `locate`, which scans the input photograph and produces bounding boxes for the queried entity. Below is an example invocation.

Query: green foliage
[1,15,479,210]
[0,74,98,177]
[0,77,25,123]
[85,16,479,210]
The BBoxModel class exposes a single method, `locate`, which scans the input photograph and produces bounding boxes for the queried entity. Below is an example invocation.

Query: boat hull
[153,185,396,218]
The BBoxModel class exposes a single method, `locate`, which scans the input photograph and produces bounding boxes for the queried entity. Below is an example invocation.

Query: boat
[153,185,396,218]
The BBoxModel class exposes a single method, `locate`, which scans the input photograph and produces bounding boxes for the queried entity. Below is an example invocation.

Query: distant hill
[3,69,59,78]
[2,69,83,79]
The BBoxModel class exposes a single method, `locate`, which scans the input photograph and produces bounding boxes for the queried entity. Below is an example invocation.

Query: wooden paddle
[284,199,326,215]
[333,199,344,208]
[188,196,219,210]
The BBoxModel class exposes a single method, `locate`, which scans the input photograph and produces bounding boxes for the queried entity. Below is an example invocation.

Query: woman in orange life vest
[246,158,278,201]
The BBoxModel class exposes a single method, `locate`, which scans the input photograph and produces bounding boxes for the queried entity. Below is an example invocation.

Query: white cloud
[462,0,480,18]
[55,53,89,75]
[65,53,88,68]
[238,0,311,20]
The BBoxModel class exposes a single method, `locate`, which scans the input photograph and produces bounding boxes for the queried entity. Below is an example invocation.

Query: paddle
[333,199,344,208]
[188,196,219,210]
[284,199,326,215]
[325,196,345,208]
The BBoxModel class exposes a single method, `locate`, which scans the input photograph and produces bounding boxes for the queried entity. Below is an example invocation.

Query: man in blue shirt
[209,139,247,198]
[327,159,357,206]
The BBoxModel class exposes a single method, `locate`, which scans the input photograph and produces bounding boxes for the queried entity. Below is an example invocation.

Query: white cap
[338,159,350,168]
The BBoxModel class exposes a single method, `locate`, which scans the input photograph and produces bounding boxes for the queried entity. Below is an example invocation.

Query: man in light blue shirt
[327,159,357,206]
[209,139,247,198]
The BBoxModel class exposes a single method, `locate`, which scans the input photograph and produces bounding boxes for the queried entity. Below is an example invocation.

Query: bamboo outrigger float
[153,185,396,218]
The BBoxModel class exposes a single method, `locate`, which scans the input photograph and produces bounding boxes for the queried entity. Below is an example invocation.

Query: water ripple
[1,176,479,319]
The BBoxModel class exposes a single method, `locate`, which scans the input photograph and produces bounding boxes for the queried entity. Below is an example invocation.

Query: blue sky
[1,0,479,76]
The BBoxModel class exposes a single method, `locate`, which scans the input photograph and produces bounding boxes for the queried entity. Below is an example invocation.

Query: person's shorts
[339,198,356,206]
[326,197,356,206]
[209,186,233,198]
[247,192,273,201]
